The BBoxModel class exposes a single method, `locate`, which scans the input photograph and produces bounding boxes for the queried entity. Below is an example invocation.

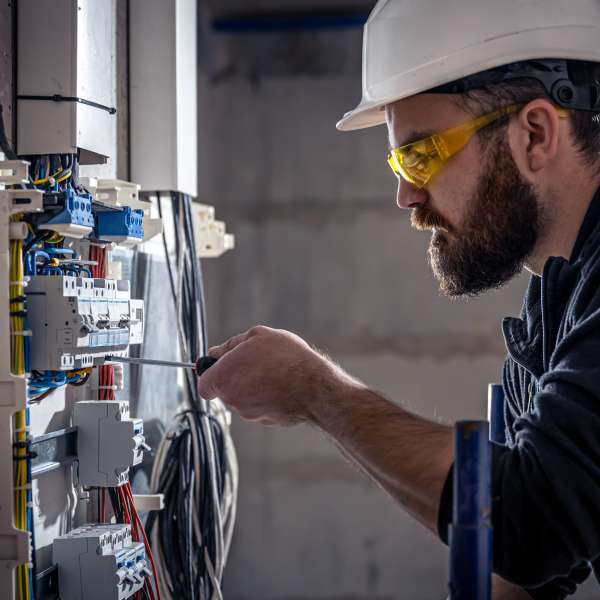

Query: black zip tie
[13,450,37,460]
[10,310,27,317]
[10,296,26,303]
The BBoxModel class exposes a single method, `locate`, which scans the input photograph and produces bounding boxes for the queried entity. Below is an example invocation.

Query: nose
[396,178,428,209]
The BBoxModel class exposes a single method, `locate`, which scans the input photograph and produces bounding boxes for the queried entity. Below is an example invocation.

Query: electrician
[198,1,600,597]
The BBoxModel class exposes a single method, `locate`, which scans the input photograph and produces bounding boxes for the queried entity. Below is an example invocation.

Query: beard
[411,135,541,297]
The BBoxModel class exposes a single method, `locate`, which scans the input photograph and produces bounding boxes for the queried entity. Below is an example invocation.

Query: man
[198,1,600,597]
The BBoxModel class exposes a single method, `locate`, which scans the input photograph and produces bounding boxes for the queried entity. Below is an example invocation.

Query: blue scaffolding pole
[448,384,506,599]
[449,420,493,599]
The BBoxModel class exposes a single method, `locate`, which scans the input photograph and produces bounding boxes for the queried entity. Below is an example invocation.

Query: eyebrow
[388,129,435,150]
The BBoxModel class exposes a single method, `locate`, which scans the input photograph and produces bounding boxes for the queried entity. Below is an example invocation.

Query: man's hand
[198,325,363,426]
[199,325,453,531]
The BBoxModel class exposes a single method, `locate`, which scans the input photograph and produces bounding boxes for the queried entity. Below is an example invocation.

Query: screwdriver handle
[195,356,218,376]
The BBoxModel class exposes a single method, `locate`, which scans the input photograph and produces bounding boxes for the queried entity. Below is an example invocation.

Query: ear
[509,99,561,178]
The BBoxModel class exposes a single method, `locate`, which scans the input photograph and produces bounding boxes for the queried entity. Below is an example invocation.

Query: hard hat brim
[336,100,387,131]
[337,25,600,132]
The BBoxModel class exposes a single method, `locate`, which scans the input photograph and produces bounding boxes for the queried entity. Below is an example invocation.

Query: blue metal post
[488,384,506,445]
[449,421,492,600]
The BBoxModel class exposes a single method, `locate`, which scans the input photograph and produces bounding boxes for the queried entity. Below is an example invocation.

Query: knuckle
[248,325,270,337]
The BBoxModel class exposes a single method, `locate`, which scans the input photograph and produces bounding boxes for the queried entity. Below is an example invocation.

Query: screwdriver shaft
[106,355,197,370]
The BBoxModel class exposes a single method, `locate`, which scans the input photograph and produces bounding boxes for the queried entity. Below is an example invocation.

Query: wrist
[302,356,369,429]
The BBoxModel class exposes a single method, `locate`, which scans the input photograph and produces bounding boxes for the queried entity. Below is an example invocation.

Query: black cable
[0,104,17,160]
[147,192,230,599]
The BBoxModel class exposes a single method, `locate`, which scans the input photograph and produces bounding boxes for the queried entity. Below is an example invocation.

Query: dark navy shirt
[438,188,600,598]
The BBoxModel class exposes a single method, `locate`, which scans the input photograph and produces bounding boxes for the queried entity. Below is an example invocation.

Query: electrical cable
[147,193,238,600]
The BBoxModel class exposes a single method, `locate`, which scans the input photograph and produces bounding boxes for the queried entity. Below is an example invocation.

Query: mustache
[411,204,451,232]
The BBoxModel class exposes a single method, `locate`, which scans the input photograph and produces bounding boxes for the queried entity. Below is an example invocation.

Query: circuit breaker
[53,524,150,600]
[26,276,144,371]
[73,401,145,487]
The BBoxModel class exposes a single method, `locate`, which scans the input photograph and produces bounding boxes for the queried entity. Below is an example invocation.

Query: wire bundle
[13,408,35,600]
[104,482,161,600]
[90,245,116,401]
[10,222,30,375]
[27,154,76,193]
[147,193,238,600]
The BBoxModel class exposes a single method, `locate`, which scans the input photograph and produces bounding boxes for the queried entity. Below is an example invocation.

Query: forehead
[385,94,469,148]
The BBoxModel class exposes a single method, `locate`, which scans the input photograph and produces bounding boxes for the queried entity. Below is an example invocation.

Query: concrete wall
[197,22,573,600]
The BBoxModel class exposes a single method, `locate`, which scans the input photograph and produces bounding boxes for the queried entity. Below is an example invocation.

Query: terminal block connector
[74,401,145,487]
[26,276,144,370]
[53,523,150,600]
[95,207,144,244]
[28,188,95,238]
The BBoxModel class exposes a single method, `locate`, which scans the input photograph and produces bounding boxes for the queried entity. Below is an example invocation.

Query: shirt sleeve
[437,295,600,590]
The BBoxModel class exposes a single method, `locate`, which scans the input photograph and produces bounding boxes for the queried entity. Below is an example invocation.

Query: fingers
[198,336,255,400]
[207,325,272,359]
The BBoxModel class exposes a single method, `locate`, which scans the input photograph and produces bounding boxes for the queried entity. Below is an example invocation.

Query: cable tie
[13,484,32,491]
[9,280,27,286]
[13,427,30,433]
[97,385,117,390]
[9,296,27,303]
[26,501,34,508]
[10,330,32,336]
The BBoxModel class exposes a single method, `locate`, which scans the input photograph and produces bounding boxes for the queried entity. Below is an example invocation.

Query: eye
[404,149,428,171]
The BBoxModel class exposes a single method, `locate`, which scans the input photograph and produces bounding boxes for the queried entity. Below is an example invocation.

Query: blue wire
[44,247,76,257]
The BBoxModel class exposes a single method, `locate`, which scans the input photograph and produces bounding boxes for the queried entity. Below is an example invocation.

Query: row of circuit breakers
[6,161,151,600]
[2,158,233,600]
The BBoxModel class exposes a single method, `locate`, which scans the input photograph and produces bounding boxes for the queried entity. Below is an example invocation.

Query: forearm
[308,383,534,597]
[307,380,453,532]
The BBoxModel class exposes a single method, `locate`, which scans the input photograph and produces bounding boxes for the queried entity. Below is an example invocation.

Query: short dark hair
[455,65,600,171]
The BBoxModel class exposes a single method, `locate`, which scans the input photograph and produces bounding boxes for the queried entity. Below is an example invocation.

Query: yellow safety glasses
[387,104,570,189]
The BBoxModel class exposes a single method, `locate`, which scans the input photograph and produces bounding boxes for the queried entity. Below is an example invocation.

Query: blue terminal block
[35,188,95,232]
[94,206,145,242]
[449,420,492,600]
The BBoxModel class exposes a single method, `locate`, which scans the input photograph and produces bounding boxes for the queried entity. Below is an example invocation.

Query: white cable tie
[97,385,117,390]
[26,501,34,508]
[10,330,32,336]
[13,484,32,491]
[9,280,26,286]
[13,426,30,433]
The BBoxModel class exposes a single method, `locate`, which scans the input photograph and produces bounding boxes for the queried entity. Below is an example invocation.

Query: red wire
[125,483,161,600]
[93,246,153,597]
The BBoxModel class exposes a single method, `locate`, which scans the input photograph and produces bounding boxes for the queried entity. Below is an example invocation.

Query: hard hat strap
[428,59,600,113]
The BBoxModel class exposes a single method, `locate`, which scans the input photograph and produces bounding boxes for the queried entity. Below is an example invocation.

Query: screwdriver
[105,355,218,376]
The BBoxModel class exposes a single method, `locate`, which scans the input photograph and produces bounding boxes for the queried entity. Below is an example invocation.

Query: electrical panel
[1,3,238,599]
[74,401,145,487]
[53,524,149,600]
[26,276,144,371]
[16,0,116,163]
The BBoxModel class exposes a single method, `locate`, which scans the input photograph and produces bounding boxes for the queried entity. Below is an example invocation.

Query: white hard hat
[337,0,600,131]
